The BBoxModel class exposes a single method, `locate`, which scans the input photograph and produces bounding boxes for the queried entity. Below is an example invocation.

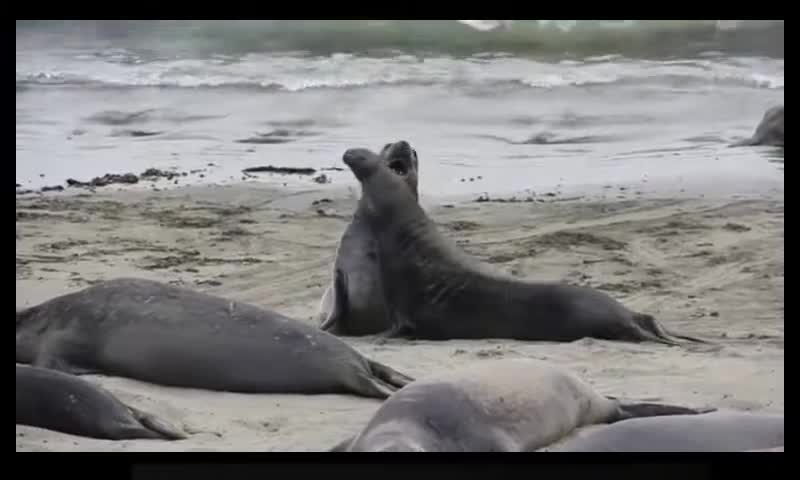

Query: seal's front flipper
[319,269,348,333]
[612,400,716,422]
[128,406,187,440]
[372,310,415,343]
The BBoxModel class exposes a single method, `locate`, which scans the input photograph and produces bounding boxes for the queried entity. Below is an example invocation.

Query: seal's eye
[388,160,408,176]
[412,149,418,158]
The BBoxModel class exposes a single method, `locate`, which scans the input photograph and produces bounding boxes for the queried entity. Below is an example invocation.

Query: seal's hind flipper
[633,313,711,346]
[329,435,355,452]
[368,359,414,389]
[352,359,414,399]
[355,373,397,399]
[612,401,716,422]
[128,406,187,440]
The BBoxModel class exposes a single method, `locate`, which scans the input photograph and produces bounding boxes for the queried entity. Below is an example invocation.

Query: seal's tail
[633,313,712,346]
[612,401,716,422]
[128,406,187,440]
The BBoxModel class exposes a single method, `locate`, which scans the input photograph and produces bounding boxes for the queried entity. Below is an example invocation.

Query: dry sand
[15,182,784,452]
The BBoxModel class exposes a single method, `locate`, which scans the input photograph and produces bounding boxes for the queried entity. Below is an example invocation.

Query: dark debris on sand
[62,166,210,190]
[475,193,541,203]
[67,173,139,188]
[242,165,317,175]
[140,168,180,181]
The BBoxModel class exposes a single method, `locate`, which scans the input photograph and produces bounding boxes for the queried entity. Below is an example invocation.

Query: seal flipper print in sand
[341,147,708,345]
[16,278,413,398]
[332,359,712,452]
[16,364,185,440]
[317,140,420,336]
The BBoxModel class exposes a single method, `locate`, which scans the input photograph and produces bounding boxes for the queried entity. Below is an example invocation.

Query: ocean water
[16,20,784,199]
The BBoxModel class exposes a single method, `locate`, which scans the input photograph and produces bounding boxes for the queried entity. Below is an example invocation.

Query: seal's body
[318,141,420,336]
[16,278,412,398]
[547,411,784,452]
[733,105,783,147]
[332,359,710,452]
[340,147,704,344]
[16,364,185,440]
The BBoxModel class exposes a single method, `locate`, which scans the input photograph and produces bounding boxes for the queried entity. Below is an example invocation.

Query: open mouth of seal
[388,159,409,176]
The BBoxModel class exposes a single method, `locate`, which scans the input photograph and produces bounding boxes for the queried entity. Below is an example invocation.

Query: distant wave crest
[16,20,784,58]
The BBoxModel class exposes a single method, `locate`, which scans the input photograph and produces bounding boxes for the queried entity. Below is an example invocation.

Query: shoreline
[16,181,783,451]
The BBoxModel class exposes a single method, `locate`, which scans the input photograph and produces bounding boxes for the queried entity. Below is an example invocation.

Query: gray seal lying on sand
[331,359,711,452]
[340,147,705,344]
[16,364,185,440]
[544,411,783,452]
[732,105,784,147]
[16,278,412,398]
[317,140,420,336]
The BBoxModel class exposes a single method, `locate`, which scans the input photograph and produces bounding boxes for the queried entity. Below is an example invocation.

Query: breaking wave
[15,52,784,92]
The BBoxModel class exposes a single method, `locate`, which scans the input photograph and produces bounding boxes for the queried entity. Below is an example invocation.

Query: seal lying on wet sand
[331,359,711,452]
[545,411,783,452]
[341,147,706,344]
[732,105,784,147]
[16,278,412,398]
[317,140,420,336]
[16,364,185,440]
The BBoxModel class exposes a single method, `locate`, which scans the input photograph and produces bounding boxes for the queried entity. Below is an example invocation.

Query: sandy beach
[15,180,783,452]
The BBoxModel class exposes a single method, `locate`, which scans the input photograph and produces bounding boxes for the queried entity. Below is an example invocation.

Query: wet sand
[15,182,783,451]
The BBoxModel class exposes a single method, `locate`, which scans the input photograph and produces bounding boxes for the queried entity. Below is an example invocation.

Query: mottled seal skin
[341,148,705,345]
[318,140,420,336]
[546,411,783,452]
[16,364,185,440]
[733,105,784,147]
[331,359,711,452]
[16,278,413,398]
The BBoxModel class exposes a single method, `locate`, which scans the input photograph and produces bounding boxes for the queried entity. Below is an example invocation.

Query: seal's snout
[391,140,412,156]
[342,148,366,167]
[343,148,380,180]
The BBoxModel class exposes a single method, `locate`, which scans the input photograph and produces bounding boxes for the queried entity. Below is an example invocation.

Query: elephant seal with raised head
[16,278,412,398]
[545,411,783,452]
[331,359,711,452]
[340,147,706,345]
[317,140,420,336]
[16,364,185,440]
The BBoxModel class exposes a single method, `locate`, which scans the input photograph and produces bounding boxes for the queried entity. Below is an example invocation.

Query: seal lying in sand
[16,278,412,398]
[340,148,704,344]
[545,411,783,452]
[16,364,185,440]
[331,359,711,452]
[732,105,784,147]
[317,140,420,336]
